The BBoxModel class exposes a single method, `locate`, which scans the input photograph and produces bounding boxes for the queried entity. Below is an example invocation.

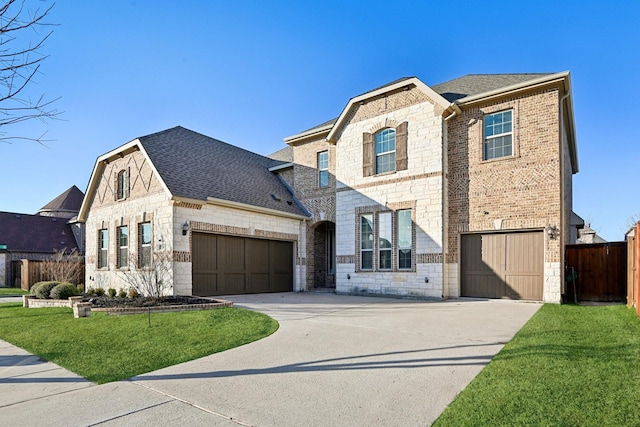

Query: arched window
[375,128,396,174]
[116,169,129,200]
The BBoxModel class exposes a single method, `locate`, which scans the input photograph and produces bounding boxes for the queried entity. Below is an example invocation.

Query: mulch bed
[83,295,218,308]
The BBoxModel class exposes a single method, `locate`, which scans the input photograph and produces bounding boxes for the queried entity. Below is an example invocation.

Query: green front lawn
[0,287,28,295]
[434,304,640,426]
[0,303,278,384]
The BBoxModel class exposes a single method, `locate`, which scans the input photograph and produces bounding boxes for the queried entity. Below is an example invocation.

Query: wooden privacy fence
[628,222,640,315]
[18,259,85,291]
[565,242,627,303]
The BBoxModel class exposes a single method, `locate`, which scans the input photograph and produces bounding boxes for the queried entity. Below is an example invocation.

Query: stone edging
[92,299,233,315]
[22,295,234,318]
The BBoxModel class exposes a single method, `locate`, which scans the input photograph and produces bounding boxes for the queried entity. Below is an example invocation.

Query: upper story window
[363,122,407,177]
[117,226,129,268]
[116,169,129,200]
[139,222,152,268]
[375,129,396,174]
[98,229,108,269]
[484,110,513,160]
[318,151,329,187]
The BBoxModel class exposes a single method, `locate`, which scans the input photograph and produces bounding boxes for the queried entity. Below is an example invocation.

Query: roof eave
[206,196,310,220]
[284,125,333,145]
[268,162,294,172]
[454,71,571,106]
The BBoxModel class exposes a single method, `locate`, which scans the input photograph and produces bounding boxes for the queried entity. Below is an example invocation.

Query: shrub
[77,284,84,293]
[30,282,43,296]
[107,288,116,298]
[32,281,61,299]
[118,289,127,298]
[128,288,139,298]
[50,283,79,300]
[95,287,105,297]
[86,287,95,295]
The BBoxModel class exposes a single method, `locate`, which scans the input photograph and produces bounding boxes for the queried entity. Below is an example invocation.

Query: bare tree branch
[0,0,60,144]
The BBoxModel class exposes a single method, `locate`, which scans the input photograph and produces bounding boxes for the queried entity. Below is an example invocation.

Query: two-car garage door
[192,232,293,296]
[461,231,543,301]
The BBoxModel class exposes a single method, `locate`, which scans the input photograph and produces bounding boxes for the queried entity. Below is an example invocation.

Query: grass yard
[0,302,278,384]
[434,304,640,426]
[0,287,28,295]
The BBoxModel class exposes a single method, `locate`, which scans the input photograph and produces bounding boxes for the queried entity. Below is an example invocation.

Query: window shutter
[126,167,131,198]
[114,172,119,201]
[363,132,373,176]
[396,121,408,171]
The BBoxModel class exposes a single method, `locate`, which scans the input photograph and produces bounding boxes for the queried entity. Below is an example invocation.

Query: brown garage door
[461,231,543,300]
[192,232,293,296]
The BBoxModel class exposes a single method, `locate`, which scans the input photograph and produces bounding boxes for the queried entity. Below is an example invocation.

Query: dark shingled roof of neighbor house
[39,185,84,215]
[138,126,308,217]
[0,212,77,252]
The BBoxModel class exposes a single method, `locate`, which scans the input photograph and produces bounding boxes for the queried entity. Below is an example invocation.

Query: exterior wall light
[546,224,559,240]
[182,221,189,236]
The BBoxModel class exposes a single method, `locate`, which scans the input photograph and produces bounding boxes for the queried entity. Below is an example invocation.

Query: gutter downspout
[559,91,571,300]
[441,105,460,299]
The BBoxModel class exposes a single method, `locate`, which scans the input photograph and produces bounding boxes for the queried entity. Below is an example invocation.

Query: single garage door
[461,231,543,300]
[192,232,293,296]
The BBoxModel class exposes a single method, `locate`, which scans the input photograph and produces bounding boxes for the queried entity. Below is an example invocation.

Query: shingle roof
[39,185,84,215]
[432,73,555,102]
[138,126,308,217]
[267,145,293,163]
[0,212,77,252]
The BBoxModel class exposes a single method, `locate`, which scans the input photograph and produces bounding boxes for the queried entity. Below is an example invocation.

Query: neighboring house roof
[431,73,555,102]
[0,212,77,252]
[38,185,84,216]
[577,224,607,244]
[80,127,309,221]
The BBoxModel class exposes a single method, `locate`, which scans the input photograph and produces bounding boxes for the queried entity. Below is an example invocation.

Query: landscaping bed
[84,295,220,308]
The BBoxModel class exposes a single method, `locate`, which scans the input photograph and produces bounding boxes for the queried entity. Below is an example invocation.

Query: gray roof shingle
[431,73,555,102]
[0,212,78,252]
[138,127,308,217]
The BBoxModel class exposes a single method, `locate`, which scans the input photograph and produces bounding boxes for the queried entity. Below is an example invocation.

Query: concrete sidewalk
[0,293,540,426]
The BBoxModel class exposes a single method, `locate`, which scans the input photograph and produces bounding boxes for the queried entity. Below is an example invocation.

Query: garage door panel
[505,274,541,300]
[461,232,543,301]
[192,232,293,296]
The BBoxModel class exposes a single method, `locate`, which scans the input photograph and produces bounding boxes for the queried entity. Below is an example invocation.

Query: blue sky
[0,0,638,241]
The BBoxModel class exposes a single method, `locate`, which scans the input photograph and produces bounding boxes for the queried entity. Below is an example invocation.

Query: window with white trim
[375,128,396,173]
[360,214,373,270]
[139,222,152,268]
[117,226,128,268]
[98,229,108,269]
[318,151,329,187]
[484,110,513,160]
[378,211,392,270]
[397,210,412,270]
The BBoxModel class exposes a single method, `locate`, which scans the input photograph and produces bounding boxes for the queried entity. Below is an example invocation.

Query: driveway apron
[0,293,540,426]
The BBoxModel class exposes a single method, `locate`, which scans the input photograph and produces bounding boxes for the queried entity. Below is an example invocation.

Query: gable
[327,77,454,143]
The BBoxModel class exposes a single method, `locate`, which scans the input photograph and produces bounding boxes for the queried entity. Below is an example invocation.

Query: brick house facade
[80,72,578,303]
[280,72,578,303]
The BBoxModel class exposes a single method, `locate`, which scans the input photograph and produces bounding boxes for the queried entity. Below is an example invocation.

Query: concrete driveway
[0,293,540,426]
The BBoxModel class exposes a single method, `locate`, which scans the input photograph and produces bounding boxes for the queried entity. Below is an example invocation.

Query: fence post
[636,222,640,316]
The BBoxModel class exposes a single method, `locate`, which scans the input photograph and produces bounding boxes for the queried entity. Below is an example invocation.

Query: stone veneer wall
[85,149,174,294]
[447,87,564,302]
[335,88,446,298]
